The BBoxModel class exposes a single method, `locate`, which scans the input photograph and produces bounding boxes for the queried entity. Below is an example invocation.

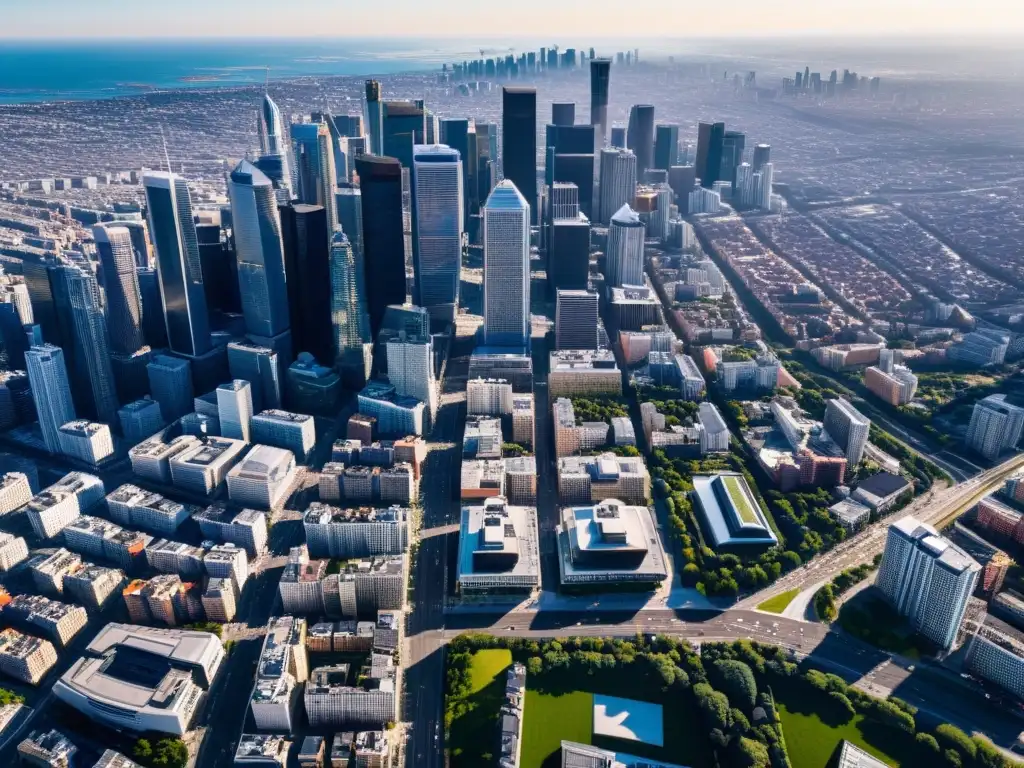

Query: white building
[105,484,189,536]
[226,444,297,509]
[875,516,981,650]
[193,505,267,556]
[218,380,254,442]
[698,402,730,454]
[58,420,114,464]
[251,409,316,459]
[235,734,292,767]
[129,434,199,484]
[483,180,531,347]
[25,472,104,540]
[54,623,223,735]
[0,628,58,684]
[169,437,247,496]
[467,378,514,416]
[457,497,540,595]
[716,355,780,392]
[557,454,651,506]
[4,594,88,646]
[204,542,249,591]
[0,532,28,571]
[965,394,1024,461]
[386,335,437,417]
[25,344,76,455]
[358,382,426,437]
[512,395,535,447]
[249,616,308,733]
[598,148,638,226]
[606,205,645,288]
[688,186,721,215]
[0,472,32,515]
[823,398,871,467]
[304,661,396,730]
[303,503,409,559]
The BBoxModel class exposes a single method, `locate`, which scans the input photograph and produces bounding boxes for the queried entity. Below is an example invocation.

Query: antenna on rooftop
[159,124,172,175]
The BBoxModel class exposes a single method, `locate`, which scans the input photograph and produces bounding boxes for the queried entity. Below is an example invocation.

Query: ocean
[0,38,492,104]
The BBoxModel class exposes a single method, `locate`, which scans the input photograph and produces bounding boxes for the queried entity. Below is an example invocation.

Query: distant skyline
[5,0,1024,39]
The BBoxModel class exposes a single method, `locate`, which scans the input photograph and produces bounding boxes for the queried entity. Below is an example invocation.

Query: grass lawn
[521,690,593,768]
[777,696,905,768]
[449,649,513,766]
[757,588,800,614]
[723,475,757,523]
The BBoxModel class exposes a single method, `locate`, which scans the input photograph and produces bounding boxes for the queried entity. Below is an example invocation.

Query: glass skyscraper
[143,172,212,358]
[355,155,407,337]
[228,160,290,340]
[290,122,338,228]
[329,228,372,373]
[626,104,655,178]
[501,87,538,225]
[25,344,76,454]
[483,181,531,347]
[412,144,464,319]
[93,225,144,355]
[280,203,332,364]
[65,268,119,424]
[258,92,292,194]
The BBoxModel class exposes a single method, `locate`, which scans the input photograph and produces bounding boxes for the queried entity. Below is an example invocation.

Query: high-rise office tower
[355,156,407,337]
[321,113,349,185]
[551,102,575,126]
[136,268,168,350]
[965,395,1024,460]
[668,165,697,213]
[626,105,655,177]
[291,123,338,228]
[589,59,611,150]
[195,222,233,315]
[228,161,291,341]
[438,119,472,220]
[329,228,372,376]
[335,183,363,263]
[823,398,870,467]
[654,125,680,171]
[610,127,626,148]
[218,380,253,442]
[550,211,591,294]
[117,220,151,268]
[143,172,212,358]
[875,516,981,650]
[555,290,598,350]
[93,226,144,355]
[364,80,383,156]
[147,354,193,422]
[257,92,292,194]
[412,145,464,320]
[552,153,595,223]
[483,181,531,348]
[382,101,425,170]
[695,122,725,188]
[501,87,538,225]
[334,114,363,138]
[227,341,281,412]
[752,144,771,171]
[280,204,332,363]
[720,130,746,188]
[386,335,437,416]
[64,269,118,424]
[598,148,638,226]
[607,205,645,288]
[25,344,76,454]
[22,258,59,346]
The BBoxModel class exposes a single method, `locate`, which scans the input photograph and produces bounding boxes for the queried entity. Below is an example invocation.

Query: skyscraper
[626,105,655,177]
[589,59,612,150]
[382,101,425,170]
[438,119,472,219]
[501,87,538,225]
[147,354,193,422]
[695,122,725,188]
[228,160,291,341]
[598,148,638,226]
[965,395,1024,460]
[556,290,598,351]
[720,130,746,188]
[355,156,407,337]
[335,184,363,264]
[412,145,464,320]
[607,205,645,288]
[483,181,531,348]
[329,228,372,378]
[823,398,870,467]
[25,344,76,454]
[93,226,144,356]
[654,124,680,171]
[227,341,281,412]
[257,92,292,194]
[143,172,211,358]
[280,204,332,364]
[364,80,383,156]
[291,122,338,228]
[136,268,168,350]
[386,335,437,416]
[876,516,981,650]
[551,102,575,126]
[218,380,254,442]
[65,269,118,424]
[752,144,772,171]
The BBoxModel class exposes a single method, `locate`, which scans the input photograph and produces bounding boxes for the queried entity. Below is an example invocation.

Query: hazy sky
[5,0,1024,39]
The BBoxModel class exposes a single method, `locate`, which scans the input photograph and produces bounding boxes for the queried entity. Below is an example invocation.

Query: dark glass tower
[720,130,746,187]
[590,59,611,149]
[382,101,425,170]
[280,203,332,363]
[626,105,655,177]
[654,124,680,171]
[365,80,383,155]
[355,155,408,336]
[439,118,472,220]
[501,87,538,225]
[551,102,575,126]
[143,172,211,357]
[696,122,726,188]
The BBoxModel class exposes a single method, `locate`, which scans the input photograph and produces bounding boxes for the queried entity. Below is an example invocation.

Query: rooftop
[691,473,778,547]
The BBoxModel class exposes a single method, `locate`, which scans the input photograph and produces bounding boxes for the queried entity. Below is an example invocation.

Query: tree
[934,724,976,762]
[693,683,731,732]
[152,738,188,768]
[732,736,771,768]
[713,660,757,712]
[133,739,153,761]
[916,733,941,758]
[828,691,856,720]
[526,657,543,676]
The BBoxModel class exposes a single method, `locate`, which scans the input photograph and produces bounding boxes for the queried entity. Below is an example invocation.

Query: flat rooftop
[557,500,667,584]
[458,499,540,586]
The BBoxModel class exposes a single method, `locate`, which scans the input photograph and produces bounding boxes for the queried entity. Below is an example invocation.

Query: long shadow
[404,644,448,768]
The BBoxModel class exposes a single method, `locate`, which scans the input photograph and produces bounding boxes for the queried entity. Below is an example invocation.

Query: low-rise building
[0,472,32,515]
[57,420,114,464]
[0,532,28,571]
[193,505,268,556]
[169,437,247,496]
[467,378,514,416]
[204,542,249,591]
[691,473,779,548]
[511,395,535,447]
[464,416,503,460]
[865,365,919,406]
[457,497,540,596]
[234,734,292,767]
[227,445,297,509]
[829,498,872,532]
[851,472,913,513]
[498,663,526,768]
[557,454,651,505]
[304,660,396,730]
[249,616,309,733]
[353,731,388,768]
[548,350,622,398]
[129,434,199,484]
[201,577,237,623]
[106,485,189,536]
[146,538,206,578]
[0,627,57,684]
[298,736,326,768]
[357,381,425,437]
[303,504,409,559]
[25,472,104,540]
[556,499,669,587]
[461,460,506,501]
[29,548,83,594]
[251,409,316,459]
[3,594,88,646]
[504,457,537,504]
[64,564,124,609]
[17,729,77,767]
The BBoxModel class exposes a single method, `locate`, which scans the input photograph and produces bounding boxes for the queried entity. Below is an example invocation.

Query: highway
[740,451,1024,610]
